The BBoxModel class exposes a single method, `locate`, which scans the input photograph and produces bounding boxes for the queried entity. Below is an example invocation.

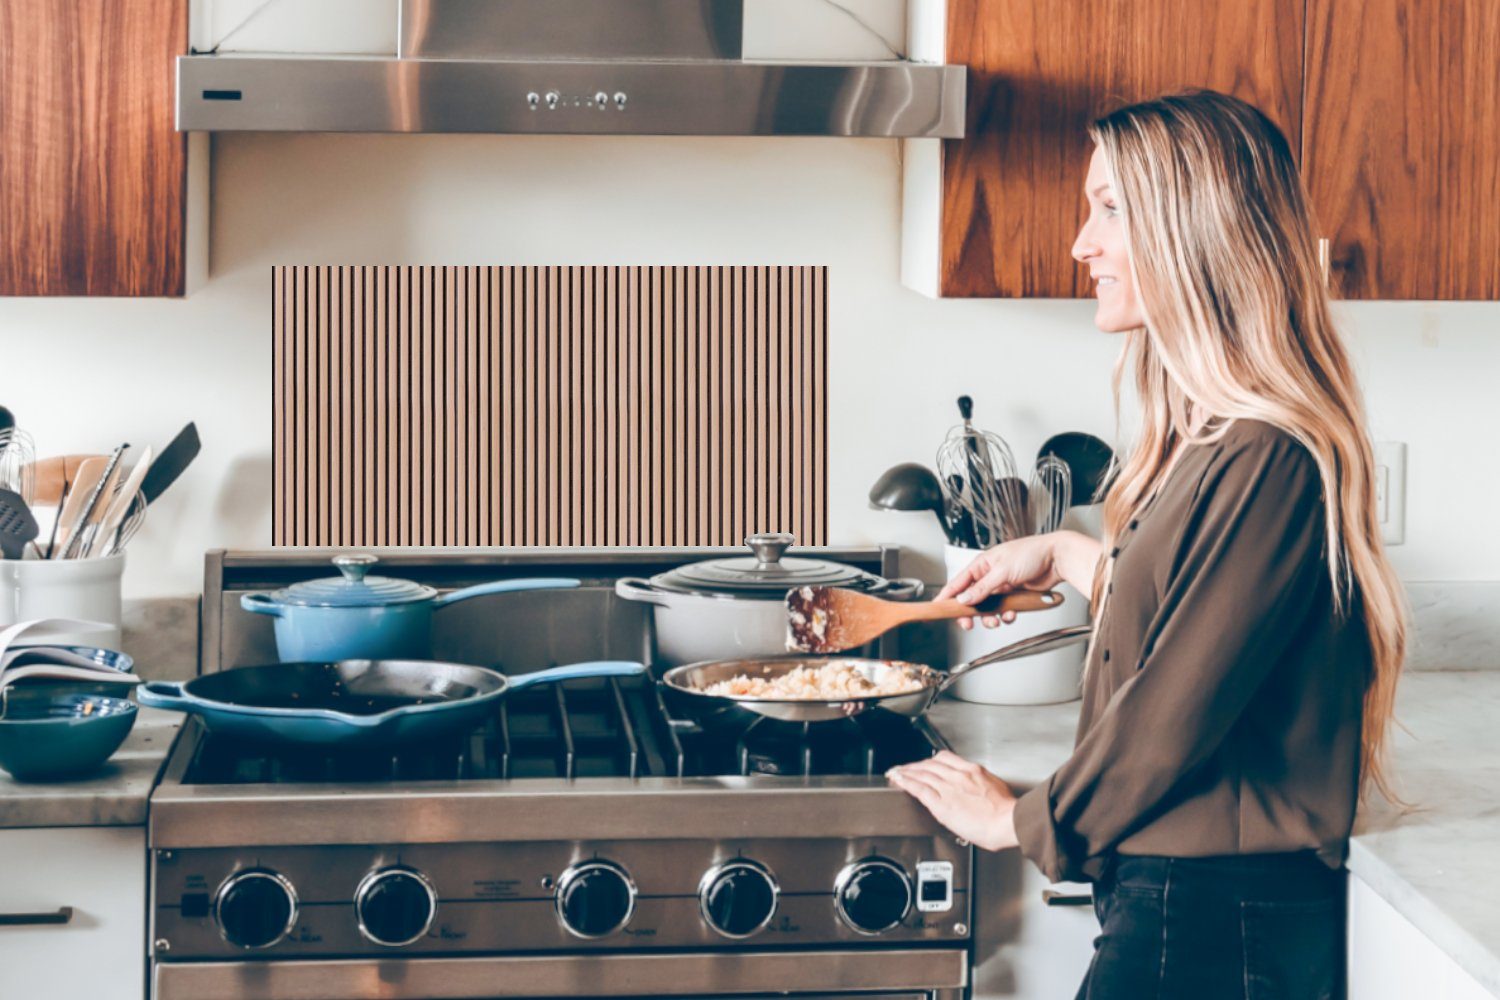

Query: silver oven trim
[153,946,968,999]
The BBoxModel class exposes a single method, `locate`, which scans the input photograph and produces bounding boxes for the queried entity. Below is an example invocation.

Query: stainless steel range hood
[176,0,966,138]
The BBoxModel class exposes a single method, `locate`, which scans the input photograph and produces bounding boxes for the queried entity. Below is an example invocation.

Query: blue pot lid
[272,555,437,608]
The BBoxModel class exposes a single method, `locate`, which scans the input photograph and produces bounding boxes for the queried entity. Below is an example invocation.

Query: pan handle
[240,593,284,618]
[506,660,648,691]
[938,624,1094,693]
[433,577,581,608]
[135,681,196,713]
[614,578,670,606]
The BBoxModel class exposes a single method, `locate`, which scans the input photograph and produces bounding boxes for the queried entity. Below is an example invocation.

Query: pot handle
[505,660,647,691]
[938,624,1094,693]
[135,681,196,714]
[614,578,670,606]
[433,577,582,609]
[239,593,283,618]
[881,577,926,601]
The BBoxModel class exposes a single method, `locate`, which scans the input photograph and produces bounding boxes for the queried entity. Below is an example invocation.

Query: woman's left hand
[887,751,1020,852]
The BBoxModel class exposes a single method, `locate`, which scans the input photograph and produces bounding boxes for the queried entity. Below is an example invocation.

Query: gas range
[149,548,972,1000]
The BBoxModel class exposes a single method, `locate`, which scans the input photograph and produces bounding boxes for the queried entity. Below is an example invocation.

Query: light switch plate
[1373,441,1406,545]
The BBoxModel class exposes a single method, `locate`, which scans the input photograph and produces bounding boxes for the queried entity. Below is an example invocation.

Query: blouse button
[1103,649,1111,663]
[1110,546,1121,558]
[1129,519,1139,530]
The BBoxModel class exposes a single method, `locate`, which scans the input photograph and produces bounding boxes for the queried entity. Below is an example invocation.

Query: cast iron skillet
[137,659,645,747]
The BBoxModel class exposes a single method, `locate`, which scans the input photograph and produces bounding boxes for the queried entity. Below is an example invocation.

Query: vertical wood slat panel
[272,266,827,547]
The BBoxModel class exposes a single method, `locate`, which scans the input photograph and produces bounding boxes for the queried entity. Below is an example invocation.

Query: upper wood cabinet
[0,1,197,296]
[904,0,1303,299]
[1304,0,1500,300]
[906,0,1500,301]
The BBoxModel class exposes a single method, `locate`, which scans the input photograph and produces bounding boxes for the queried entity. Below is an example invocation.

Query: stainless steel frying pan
[660,624,1092,725]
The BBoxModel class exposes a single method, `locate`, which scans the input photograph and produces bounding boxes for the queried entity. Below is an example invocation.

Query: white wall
[1,133,1496,597]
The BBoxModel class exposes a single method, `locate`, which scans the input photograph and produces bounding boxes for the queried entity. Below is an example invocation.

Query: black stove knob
[835,858,912,935]
[355,867,437,947]
[555,860,636,938]
[699,860,779,939]
[214,869,297,950]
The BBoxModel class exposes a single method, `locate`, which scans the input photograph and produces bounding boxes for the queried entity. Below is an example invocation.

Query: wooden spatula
[785,586,1064,654]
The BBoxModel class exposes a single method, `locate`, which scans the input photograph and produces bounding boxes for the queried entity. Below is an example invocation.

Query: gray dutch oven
[242,554,580,662]
[614,534,923,668]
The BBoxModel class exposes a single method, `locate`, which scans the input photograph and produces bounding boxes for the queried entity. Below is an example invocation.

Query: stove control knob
[699,860,779,938]
[834,857,912,935]
[214,869,297,950]
[555,860,636,938]
[355,867,437,947]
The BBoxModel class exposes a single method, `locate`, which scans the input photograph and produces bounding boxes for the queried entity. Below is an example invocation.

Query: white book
[0,619,140,691]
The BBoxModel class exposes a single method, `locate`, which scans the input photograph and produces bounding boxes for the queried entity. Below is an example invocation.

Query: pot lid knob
[745,533,795,567]
[332,553,379,583]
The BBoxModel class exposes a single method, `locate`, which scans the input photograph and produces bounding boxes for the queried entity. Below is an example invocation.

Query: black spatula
[0,488,40,559]
[140,422,200,505]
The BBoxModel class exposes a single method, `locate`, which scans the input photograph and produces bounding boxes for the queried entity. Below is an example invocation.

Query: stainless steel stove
[149,548,973,1000]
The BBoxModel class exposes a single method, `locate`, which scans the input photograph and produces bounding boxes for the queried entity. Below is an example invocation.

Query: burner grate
[179,674,940,786]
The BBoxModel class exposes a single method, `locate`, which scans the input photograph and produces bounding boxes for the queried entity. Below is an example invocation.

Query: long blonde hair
[1087,90,1406,799]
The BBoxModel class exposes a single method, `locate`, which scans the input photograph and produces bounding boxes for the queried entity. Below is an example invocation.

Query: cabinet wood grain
[1303,0,1500,299]
[0,1,187,296]
[272,266,828,548]
[939,0,1303,298]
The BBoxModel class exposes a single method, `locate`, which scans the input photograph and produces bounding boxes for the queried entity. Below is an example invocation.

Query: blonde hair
[1086,90,1406,800]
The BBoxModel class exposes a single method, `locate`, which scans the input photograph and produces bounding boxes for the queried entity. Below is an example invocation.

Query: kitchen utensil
[993,476,1030,540]
[104,492,147,557]
[0,406,12,436]
[0,427,37,506]
[0,488,40,559]
[60,443,127,560]
[785,585,1065,654]
[661,624,1093,727]
[867,463,955,543]
[241,553,582,662]
[26,457,69,508]
[937,397,1022,547]
[1037,432,1117,506]
[140,422,200,505]
[0,691,137,780]
[82,447,152,559]
[136,659,646,747]
[1027,454,1072,535]
[944,474,978,548]
[49,456,105,559]
[614,534,924,668]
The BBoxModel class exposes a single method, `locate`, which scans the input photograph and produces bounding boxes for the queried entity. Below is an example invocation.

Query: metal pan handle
[937,624,1093,693]
[505,661,647,692]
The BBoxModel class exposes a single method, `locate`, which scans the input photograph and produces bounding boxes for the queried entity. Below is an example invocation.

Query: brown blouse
[1013,419,1371,884]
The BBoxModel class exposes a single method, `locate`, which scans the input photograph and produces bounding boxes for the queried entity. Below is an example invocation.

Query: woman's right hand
[937,533,1070,631]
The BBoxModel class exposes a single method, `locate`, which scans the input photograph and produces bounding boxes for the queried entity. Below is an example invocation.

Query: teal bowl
[0,693,138,781]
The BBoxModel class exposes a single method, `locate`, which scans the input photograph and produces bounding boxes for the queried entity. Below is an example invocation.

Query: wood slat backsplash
[272,266,827,546]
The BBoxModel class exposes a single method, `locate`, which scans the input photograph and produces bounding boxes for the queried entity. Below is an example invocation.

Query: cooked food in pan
[701,661,925,700]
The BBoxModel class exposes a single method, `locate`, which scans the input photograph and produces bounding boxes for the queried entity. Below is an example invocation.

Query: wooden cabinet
[0,826,146,1000]
[1304,0,1500,300]
[0,1,196,296]
[904,0,1303,299]
[907,0,1500,300]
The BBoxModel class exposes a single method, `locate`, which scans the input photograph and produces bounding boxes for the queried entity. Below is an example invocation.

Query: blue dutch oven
[241,554,580,662]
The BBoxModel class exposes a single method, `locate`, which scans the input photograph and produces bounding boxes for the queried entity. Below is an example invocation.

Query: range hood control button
[355,867,437,947]
[545,91,560,110]
[555,860,636,938]
[214,869,297,950]
[699,860,779,938]
[834,858,912,935]
[526,92,539,110]
[614,92,628,109]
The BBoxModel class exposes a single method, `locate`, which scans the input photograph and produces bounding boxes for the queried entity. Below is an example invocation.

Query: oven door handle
[0,906,73,926]
[1041,889,1093,907]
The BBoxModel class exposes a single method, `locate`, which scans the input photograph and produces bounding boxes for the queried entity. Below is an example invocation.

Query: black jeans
[1076,853,1346,1000]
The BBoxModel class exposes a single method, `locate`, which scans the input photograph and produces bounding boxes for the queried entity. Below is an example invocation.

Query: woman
[887,90,1406,999]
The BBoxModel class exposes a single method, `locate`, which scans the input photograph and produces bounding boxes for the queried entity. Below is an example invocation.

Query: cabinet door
[938,0,1303,298]
[0,826,146,1000]
[1304,0,1500,299]
[0,1,188,296]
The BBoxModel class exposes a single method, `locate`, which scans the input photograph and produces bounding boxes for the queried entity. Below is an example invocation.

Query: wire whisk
[936,396,1027,547]
[1028,454,1073,535]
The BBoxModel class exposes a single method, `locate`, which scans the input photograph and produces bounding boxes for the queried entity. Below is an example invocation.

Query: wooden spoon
[785,586,1065,654]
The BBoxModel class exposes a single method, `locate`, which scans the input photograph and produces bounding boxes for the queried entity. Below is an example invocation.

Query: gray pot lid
[647,534,886,599]
[271,554,438,608]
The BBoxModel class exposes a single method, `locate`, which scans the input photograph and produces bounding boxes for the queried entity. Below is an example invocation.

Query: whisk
[1027,454,1073,535]
[936,396,1026,547]
[0,428,36,506]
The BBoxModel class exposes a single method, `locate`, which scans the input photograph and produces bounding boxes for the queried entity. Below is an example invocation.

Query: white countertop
[926,670,1500,995]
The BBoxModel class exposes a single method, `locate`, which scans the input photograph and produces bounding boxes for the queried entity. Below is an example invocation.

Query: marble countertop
[0,706,180,829]
[926,670,1500,995]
